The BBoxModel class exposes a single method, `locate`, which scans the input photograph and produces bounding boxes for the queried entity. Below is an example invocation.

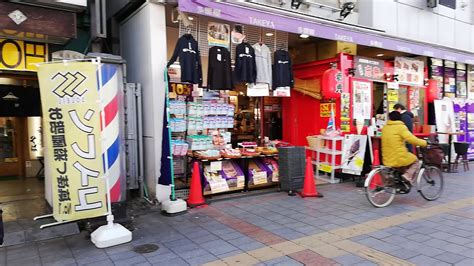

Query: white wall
[120,3,168,201]
[358,0,474,53]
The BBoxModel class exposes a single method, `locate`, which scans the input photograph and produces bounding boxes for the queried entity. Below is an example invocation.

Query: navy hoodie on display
[234,42,257,83]
[208,46,233,90]
[167,34,203,86]
[273,50,294,88]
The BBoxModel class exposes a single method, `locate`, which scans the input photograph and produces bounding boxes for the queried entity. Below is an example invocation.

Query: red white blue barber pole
[99,63,122,202]
[91,60,131,248]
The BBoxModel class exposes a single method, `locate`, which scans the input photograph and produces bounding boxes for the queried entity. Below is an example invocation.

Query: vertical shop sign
[37,61,107,222]
[340,92,351,132]
[430,58,444,99]
[456,63,467,98]
[469,65,474,100]
[27,116,43,159]
[354,56,385,81]
[394,57,424,86]
[444,60,456,98]
[352,80,372,120]
[207,22,230,48]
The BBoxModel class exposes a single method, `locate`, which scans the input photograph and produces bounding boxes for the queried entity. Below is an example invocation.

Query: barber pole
[99,63,122,202]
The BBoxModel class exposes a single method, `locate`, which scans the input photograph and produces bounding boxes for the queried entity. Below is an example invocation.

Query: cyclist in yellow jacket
[381,111,427,184]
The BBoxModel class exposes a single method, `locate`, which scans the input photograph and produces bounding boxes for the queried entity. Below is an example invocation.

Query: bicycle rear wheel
[417,166,444,201]
[365,168,396,208]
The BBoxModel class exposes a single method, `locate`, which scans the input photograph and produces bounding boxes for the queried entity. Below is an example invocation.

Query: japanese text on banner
[37,61,107,221]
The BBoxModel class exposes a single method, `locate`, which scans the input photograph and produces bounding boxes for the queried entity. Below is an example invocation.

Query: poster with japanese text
[352,80,372,120]
[37,61,107,221]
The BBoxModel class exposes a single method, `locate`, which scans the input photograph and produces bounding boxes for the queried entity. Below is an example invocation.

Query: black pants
[0,209,3,245]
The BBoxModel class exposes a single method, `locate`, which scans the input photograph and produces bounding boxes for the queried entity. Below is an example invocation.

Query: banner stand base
[161,198,187,215]
[91,215,132,248]
[34,214,74,229]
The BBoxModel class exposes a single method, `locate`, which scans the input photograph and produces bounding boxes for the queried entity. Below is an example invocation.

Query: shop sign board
[354,56,385,81]
[320,164,332,173]
[394,57,424,86]
[0,38,48,71]
[434,99,456,144]
[320,102,335,118]
[37,61,107,222]
[387,90,398,102]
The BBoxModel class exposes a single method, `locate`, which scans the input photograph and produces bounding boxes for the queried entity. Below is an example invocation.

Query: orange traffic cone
[187,161,207,208]
[369,149,382,189]
[300,157,323,198]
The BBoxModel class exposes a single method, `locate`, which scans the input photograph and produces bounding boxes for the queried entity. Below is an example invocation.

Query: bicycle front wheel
[365,168,396,208]
[417,166,444,201]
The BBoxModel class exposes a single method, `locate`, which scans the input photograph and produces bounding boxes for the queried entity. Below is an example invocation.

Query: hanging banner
[37,61,107,222]
[394,57,424,86]
[27,116,43,159]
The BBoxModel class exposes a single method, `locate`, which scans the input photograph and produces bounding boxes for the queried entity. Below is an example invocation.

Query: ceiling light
[376,53,384,57]
[188,16,194,21]
[299,34,309,39]
[265,32,274,37]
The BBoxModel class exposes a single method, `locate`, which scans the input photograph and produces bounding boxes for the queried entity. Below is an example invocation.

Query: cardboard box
[318,40,357,60]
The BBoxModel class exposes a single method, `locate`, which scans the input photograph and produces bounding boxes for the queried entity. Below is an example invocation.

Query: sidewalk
[1,167,474,266]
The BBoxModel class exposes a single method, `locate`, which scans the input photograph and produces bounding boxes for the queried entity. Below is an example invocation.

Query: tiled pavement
[1,167,474,265]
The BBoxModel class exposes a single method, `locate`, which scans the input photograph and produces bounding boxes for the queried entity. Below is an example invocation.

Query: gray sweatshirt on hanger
[252,43,272,85]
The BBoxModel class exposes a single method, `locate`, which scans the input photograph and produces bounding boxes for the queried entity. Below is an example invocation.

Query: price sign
[252,172,268,185]
[320,164,332,173]
[237,176,245,188]
[209,179,229,193]
[387,90,398,102]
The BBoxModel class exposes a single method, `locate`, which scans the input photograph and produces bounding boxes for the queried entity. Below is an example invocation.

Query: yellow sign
[0,39,48,71]
[387,90,399,102]
[38,62,107,221]
[320,103,335,117]
[320,164,332,173]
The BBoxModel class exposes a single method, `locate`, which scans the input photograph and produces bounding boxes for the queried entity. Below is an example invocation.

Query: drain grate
[133,244,159,254]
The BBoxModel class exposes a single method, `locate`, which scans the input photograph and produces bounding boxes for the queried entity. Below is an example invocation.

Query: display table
[437,131,464,172]
[192,153,279,196]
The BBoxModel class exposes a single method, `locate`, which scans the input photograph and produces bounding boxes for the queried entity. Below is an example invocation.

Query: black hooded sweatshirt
[208,46,233,90]
[234,42,257,83]
[167,34,203,86]
[273,50,294,88]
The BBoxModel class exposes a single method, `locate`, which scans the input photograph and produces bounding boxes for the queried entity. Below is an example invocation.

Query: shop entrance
[0,78,48,222]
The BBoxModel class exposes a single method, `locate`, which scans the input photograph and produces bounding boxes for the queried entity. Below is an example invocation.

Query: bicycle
[364,145,444,208]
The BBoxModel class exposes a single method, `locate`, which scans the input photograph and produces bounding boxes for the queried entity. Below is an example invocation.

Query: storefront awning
[178,0,474,65]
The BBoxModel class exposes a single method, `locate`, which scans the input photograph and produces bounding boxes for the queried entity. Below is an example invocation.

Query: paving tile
[146,252,179,263]
[6,256,41,266]
[445,236,473,246]
[82,258,115,266]
[200,240,239,256]
[434,252,467,264]
[333,253,365,265]
[455,258,474,266]
[406,233,433,242]
[151,257,190,266]
[185,253,219,266]
[263,256,303,266]
[386,248,420,260]
[409,254,448,265]
[114,255,148,266]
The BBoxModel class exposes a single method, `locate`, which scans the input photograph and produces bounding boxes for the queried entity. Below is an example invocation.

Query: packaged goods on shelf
[169,100,186,115]
[221,161,245,188]
[187,116,204,131]
[187,135,213,150]
[187,102,235,117]
[203,161,244,194]
[248,159,273,185]
[170,118,186,132]
[171,140,189,156]
[263,157,279,182]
